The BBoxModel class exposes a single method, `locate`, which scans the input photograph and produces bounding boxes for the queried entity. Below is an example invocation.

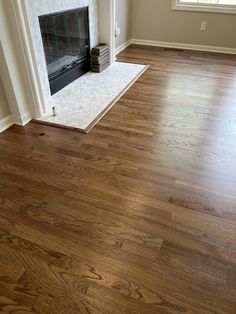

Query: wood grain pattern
[0,45,236,313]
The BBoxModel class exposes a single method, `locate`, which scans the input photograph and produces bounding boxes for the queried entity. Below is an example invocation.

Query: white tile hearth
[38,62,148,132]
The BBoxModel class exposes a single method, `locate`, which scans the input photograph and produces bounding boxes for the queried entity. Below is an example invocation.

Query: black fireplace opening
[39,7,90,95]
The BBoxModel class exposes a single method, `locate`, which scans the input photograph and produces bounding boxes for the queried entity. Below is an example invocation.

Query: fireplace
[39,7,90,95]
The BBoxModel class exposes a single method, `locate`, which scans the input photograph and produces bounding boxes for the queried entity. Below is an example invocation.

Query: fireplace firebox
[39,7,90,95]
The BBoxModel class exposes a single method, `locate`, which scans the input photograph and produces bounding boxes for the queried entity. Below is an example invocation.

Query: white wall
[132,0,236,49]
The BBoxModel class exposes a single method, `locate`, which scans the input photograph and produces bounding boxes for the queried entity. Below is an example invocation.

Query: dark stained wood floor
[1,45,236,313]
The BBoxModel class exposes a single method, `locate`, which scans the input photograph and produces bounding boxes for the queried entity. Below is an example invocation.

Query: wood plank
[0,45,236,313]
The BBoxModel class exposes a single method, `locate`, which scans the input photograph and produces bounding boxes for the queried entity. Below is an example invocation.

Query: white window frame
[172,0,236,14]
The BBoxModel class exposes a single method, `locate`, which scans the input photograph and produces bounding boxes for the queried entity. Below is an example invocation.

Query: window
[172,0,236,13]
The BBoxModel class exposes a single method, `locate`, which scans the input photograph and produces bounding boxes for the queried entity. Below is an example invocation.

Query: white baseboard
[131,39,236,55]
[115,40,132,56]
[0,111,32,133]
[0,114,14,133]
[14,111,32,126]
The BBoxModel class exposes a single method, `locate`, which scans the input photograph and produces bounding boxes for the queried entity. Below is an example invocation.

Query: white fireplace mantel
[0,0,115,125]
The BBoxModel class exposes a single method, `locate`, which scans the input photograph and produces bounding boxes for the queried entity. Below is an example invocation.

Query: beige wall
[0,75,10,120]
[132,0,236,48]
[115,0,132,49]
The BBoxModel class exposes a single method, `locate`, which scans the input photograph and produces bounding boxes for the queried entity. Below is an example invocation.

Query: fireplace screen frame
[39,7,91,95]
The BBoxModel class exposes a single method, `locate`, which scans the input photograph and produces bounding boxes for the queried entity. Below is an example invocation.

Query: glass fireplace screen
[39,7,90,79]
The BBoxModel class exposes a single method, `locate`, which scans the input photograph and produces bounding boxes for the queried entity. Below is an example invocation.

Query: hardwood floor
[1,45,236,313]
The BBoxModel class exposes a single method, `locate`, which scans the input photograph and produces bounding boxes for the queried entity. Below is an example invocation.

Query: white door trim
[110,0,116,63]
[13,0,46,117]
[98,0,116,64]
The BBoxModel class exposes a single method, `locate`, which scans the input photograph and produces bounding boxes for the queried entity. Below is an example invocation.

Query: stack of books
[91,44,110,73]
